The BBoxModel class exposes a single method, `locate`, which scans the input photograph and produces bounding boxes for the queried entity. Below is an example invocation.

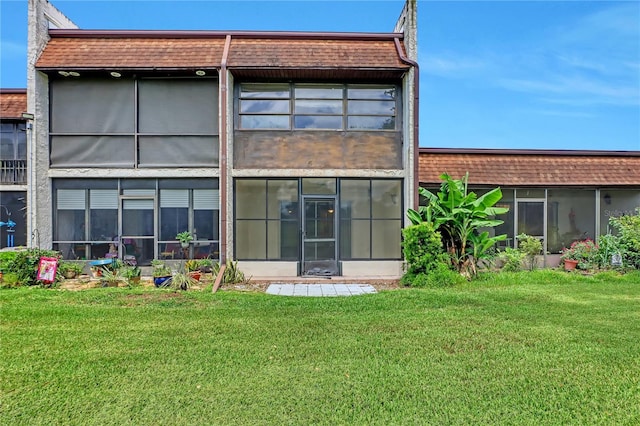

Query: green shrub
[402,222,447,276]
[610,209,640,269]
[0,272,20,289]
[0,251,17,272]
[517,234,542,271]
[213,260,249,284]
[595,234,623,269]
[2,248,62,286]
[497,247,525,272]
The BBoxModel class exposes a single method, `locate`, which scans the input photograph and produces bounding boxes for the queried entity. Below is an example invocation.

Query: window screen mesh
[138,80,218,134]
[50,79,134,133]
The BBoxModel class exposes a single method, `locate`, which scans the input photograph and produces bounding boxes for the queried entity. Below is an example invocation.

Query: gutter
[394,37,420,209]
[220,34,231,266]
[212,34,231,294]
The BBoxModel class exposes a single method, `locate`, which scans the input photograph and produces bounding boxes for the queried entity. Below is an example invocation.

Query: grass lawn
[1,270,639,425]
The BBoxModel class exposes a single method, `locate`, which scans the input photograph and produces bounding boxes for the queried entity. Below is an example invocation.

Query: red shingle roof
[228,38,408,69]
[0,90,27,119]
[419,149,640,187]
[35,31,409,72]
[36,37,225,69]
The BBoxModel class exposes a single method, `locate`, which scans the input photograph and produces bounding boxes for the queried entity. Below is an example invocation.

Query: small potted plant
[185,259,201,281]
[100,267,124,287]
[176,231,193,249]
[151,260,172,287]
[58,261,84,279]
[561,239,598,271]
[170,268,197,291]
[122,265,142,287]
[197,258,214,273]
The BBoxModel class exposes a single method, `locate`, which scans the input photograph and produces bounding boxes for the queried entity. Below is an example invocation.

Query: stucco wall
[27,0,78,247]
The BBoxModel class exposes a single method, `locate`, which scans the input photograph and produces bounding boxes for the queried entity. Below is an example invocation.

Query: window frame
[237,83,400,132]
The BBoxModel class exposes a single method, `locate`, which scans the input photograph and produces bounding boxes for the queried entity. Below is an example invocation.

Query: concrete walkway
[266,283,377,297]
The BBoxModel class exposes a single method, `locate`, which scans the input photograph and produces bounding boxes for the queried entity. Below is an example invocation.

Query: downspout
[214,34,231,293]
[394,37,420,210]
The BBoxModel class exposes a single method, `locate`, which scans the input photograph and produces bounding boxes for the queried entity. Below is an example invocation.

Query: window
[547,189,596,254]
[0,121,27,184]
[238,83,399,131]
[0,191,26,248]
[49,78,219,168]
[235,179,299,260]
[52,179,219,261]
[234,178,403,261]
[340,179,402,259]
[238,83,291,129]
[0,122,27,160]
[294,85,343,130]
[599,190,640,235]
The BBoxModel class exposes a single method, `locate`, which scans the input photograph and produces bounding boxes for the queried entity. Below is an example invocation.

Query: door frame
[514,195,547,265]
[118,194,157,264]
[301,195,338,276]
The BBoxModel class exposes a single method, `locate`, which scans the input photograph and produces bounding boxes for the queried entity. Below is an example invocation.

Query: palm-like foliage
[407,173,509,277]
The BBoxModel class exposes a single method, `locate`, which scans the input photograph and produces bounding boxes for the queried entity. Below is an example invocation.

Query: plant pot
[64,271,77,279]
[154,276,171,288]
[189,271,201,281]
[128,276,141,286]
[564,259,579,271]
[181,242,190,249]
[91,268,103,278]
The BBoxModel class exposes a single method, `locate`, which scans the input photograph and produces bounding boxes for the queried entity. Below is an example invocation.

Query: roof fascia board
[0,89,28,94]
[47,29,404,40]
[419,147,640,157]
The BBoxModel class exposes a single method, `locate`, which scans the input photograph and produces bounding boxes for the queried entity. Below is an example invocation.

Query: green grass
[1,271,639,425]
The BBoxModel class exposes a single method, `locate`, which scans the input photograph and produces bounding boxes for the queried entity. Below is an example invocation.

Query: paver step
[266,283,377,297]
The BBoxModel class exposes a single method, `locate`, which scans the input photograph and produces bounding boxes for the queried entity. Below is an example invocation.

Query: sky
[1,0,638,151]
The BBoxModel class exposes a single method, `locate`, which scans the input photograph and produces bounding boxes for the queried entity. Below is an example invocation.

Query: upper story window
[238,83,398,131]
[49,78,219,168]
[0,122,27,160]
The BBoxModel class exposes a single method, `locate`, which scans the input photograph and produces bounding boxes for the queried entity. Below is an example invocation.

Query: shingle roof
[228,38,408,69]
[419,149,640,187]
[0,90,27,119]
[35,37,226,69]
[35,31,410,73]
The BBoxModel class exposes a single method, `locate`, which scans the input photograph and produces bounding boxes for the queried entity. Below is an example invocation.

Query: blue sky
[1,0,638,151]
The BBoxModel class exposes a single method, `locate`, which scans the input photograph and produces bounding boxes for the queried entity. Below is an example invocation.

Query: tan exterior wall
[234,131,403,170]
[239,261,298,277]
[341,261,403,278]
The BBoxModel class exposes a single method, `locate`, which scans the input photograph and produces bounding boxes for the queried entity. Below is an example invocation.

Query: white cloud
[422,3,640,108]
[525,109,595,119]
[500,74,640,107]
[420,52,486,77]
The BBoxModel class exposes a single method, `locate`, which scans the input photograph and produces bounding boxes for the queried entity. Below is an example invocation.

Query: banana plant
[407,173,508,277]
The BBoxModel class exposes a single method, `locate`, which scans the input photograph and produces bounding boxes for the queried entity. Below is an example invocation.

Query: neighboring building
[419,148,640,266]
[24,0,418,277]
[0,89,28,248]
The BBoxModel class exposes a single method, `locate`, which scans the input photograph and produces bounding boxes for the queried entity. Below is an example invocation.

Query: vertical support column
[27,0,77,248]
